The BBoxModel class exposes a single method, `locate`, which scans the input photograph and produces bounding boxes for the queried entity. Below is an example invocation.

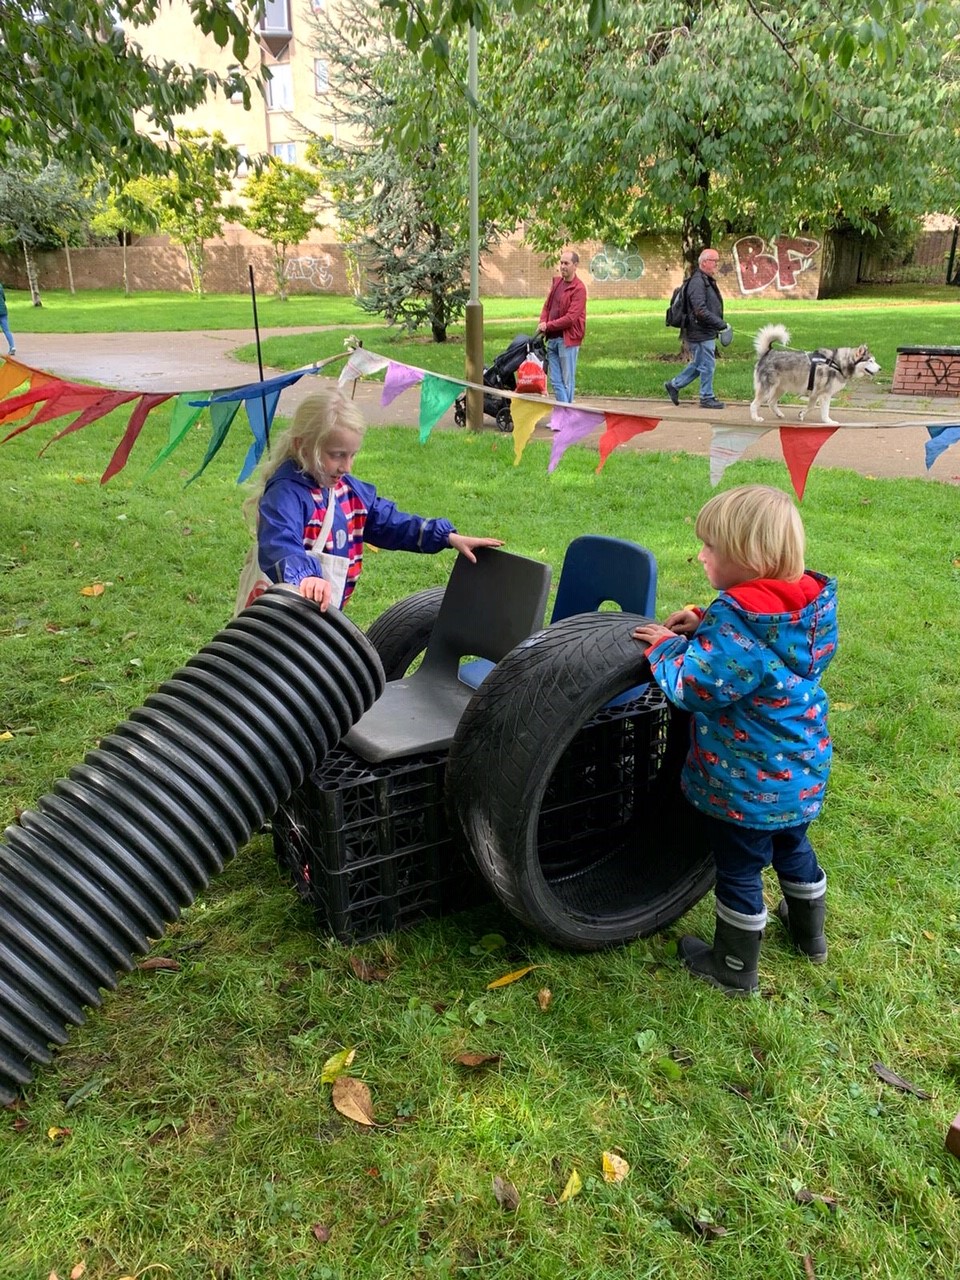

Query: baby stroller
[453,333,548,433]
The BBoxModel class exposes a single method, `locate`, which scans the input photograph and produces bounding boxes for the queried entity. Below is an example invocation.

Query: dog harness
[805,351,842,392]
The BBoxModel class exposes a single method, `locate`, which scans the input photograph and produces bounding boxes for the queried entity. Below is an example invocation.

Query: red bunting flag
[779,427,838,500]
[596,412,660,473]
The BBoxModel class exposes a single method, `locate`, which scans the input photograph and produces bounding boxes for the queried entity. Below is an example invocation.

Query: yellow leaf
[832,701,854,712]
[536,988,553,1011]
[47,1125,71,1143]
[486,964,539,990]
[922,930,935,941]
[58,675,78,685]
[331,1076,376,1126]
[321,1046,356,1084]
[558,1169,582,1203]
[80,583,105,597]
[0,731,12,741]
[602,1151,630,1183]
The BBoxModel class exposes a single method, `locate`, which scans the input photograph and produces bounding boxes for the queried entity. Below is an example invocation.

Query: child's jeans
[702,816,823,917]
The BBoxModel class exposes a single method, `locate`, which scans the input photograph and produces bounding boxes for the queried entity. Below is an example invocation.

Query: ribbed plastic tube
[0,590,385,1103]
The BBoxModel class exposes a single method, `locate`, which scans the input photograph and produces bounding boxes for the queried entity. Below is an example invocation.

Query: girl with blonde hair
[241,388,502,612]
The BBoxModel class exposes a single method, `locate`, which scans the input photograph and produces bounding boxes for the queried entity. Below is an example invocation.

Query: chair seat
[344,547,552,764]
[342,675,474,763]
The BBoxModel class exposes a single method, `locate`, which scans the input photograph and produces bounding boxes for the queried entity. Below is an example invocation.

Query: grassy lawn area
[2,405,960,1279]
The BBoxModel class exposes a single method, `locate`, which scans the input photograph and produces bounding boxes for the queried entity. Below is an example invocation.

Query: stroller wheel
[495,405,514,433]
[453,398,466,428]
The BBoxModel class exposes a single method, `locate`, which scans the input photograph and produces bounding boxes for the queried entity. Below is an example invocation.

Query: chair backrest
[550,535,657,622]
[420,547,552,677]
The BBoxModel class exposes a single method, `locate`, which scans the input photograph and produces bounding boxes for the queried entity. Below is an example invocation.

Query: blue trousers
[547,337,579,403]
[703,816,823,918]
[673,339,716,400]
[0,315,13,352]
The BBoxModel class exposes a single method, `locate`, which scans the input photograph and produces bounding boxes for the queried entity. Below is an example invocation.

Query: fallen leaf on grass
[794,1187,838,1213]
[70,1265,86,1279]
[349,956,389,982]
[311,1223,332,1243]
[557,1169,582,1203]
[871,1061,932,1099]
[11,1114,29,1132]
[64,1078,104,1109]
[47,1126,72,1144]
[137,957,180,973]
[331,1077,376,1126]
[536,988,553,1011]
[803,1255,816,1279]
[321,1046,356,1084]
[689,1216,727,1240]
[44,623,63,633]
[492,1175,520,1211]
[0,731,12,742]
[486,965,539,989]
[57,675,78,685]
[922,930,935,941]
[454,1051,502,1069]
[602,1151,630,1183]
[79,584,104,597]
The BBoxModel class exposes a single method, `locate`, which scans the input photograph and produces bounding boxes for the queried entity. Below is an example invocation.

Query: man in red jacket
[537,249,587,403]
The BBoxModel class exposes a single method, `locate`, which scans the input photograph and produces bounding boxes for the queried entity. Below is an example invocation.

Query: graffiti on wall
[589,244,645,283]
[283,255,334,290]
[927,355,960,393]
[732,236,820,294]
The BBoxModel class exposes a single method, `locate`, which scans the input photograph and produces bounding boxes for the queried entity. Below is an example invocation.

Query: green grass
[2,403,960,1279]
[227,293,960,402]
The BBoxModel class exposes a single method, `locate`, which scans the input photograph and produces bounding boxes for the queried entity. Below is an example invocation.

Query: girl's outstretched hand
[447,533,505,563]
[298,575,334,612]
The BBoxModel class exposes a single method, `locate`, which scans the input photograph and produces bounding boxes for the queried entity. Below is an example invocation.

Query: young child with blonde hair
[633,484,838,995]
[240,388,502,612]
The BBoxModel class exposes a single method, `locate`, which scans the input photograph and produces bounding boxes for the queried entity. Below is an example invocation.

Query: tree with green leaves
[146,130,240,297]
[89,179,160,296]
[480,0,960,267]
[306,0,508,342]
[241,161,322,301]
[0,153,91,306]
[0,0,259,183]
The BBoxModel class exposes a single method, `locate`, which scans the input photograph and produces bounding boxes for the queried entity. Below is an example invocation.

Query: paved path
[14,328,960,483]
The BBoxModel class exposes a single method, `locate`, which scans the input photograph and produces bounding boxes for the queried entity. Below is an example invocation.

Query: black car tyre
[446,612,713,950]
[365,587,445,680]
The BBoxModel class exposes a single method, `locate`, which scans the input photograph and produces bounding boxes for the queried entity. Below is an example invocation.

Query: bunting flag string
[3,343,960,499]
[0,352,347,485]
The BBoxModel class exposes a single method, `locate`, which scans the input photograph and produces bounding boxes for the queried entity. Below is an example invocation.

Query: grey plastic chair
[459,535,657,690]
[343,548,552,764]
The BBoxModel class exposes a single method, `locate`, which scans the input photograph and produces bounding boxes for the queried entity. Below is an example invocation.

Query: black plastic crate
[273,748,485,943]
[273,688,668,943]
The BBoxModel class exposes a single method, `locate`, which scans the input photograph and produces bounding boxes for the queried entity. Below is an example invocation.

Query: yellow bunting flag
[511,399,547,466]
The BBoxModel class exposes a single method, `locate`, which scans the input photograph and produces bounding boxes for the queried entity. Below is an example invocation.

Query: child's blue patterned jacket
[644,572,838,829]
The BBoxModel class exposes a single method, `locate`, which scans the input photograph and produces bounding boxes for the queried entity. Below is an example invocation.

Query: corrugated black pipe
[0,589,385,1103]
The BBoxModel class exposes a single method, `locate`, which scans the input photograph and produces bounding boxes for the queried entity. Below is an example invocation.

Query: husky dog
[750,324,881,425]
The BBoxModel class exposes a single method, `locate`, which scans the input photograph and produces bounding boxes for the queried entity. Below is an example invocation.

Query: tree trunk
[122,234,129,296]
[275,244,288,301]
[22,240,42,307]
[63,240,76,294]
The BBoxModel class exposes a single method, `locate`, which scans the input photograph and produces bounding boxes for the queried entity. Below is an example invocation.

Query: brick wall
[0,228,826,300]
[892,347,960,396]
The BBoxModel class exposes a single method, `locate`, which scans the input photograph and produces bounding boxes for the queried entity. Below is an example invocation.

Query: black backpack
[665,278,690,328]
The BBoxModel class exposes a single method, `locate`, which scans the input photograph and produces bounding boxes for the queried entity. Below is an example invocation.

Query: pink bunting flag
[40,390,141,454]
[596,412,660,473]
[709,426,771,485]
[779,427,838,500]
[548,405,605,473]
[381,361,424,407]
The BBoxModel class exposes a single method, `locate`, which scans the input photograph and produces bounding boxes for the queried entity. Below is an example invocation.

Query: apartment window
[271,142,297,163]
[266,63,294,111]
[314,58,329,95]
[260,0,291,32]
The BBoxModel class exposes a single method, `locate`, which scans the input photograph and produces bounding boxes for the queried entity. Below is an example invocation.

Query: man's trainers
[664,381,680,406]
[700,397,725,409]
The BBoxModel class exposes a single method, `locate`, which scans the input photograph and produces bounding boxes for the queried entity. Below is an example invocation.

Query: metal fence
[857,227,959,286]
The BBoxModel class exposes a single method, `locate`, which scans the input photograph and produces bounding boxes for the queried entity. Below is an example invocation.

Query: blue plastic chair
[458,535,657,691]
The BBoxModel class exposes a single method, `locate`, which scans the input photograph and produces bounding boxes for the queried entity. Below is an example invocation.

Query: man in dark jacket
[665,248,728,410]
